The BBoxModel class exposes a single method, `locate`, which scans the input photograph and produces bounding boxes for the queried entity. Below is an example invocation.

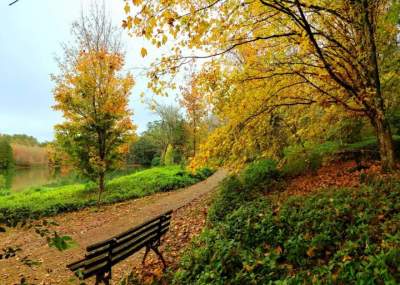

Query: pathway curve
[0,169,227,284]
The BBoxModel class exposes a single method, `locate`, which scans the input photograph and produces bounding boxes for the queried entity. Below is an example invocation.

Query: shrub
[282,144,327,176]
[151,156,161,167]
[207,173,265,225]
[208,160,280,224]
[240,159,279,190]
[207,175,243,224]
[190,167,215,180]
[174,179,400,284]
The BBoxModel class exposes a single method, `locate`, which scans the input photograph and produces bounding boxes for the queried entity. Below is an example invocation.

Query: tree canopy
[123,0,400,171]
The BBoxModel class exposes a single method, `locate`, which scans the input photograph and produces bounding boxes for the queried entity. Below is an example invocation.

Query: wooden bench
[67,210,173,285]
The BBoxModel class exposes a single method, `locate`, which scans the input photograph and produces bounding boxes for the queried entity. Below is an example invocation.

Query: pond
[0,165,144,193]
[0,167,64,193]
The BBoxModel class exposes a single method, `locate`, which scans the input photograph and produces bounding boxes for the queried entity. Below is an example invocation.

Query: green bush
[151,156,161,167]
[208,160,279,224]
[174,179,400,284]
[0,166,213,226]
[240,159,279,190]
[208,175,263,225]
[190,167,215,180]
[282,143,340,176]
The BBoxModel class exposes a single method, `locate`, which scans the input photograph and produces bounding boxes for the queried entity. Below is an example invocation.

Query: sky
[0,0,177,142]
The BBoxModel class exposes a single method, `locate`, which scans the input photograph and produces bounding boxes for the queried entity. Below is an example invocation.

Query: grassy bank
[173,161,400,284]
[0,166,214,226]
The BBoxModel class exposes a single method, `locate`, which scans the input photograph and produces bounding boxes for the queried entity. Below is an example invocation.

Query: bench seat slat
[84,243,111,260]
[68,210,173,281]
[87,210,172,251]
[84,252,109,270]
[115,220,170,249]
[114,212,171,243]
[83,260,109,279]
[112,222,170,257]
[111,228,169,266]
[115,220,160,245]
[84,220,170,260]
[69,253,109,274]
[67,259,86,271]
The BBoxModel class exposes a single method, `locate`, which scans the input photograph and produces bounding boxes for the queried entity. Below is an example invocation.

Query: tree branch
[181,32,299,59]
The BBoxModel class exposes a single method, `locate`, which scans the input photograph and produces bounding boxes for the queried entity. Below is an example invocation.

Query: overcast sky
[0,0,177,142]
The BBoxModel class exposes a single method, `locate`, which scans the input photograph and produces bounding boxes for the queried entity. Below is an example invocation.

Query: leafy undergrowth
[172,161,400,285]
[0,166,214,226]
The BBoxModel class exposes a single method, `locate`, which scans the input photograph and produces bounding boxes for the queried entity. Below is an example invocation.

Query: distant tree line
[0,134,44,147]
[0,138,13,170]
[0,134,50,168]
[127,103,216,167]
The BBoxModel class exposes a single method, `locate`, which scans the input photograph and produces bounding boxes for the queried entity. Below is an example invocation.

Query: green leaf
[48,232,77,251]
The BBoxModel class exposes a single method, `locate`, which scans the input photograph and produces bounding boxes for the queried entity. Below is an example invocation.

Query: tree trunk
[361,1,396,172]
[371,115,396,172]
[98,172,105,204]
[193,125,197,157]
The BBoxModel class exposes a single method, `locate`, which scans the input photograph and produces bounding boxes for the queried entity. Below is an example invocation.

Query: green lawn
[0,166,213,226]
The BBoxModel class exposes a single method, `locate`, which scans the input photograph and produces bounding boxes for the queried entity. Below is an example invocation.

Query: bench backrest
[68,210,172,279]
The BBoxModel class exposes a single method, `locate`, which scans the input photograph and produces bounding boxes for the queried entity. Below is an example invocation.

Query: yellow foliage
[52,49,136,179]
[123,0,400,170]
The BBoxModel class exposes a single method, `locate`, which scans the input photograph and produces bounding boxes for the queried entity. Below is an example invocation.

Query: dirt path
[0,170,227,285]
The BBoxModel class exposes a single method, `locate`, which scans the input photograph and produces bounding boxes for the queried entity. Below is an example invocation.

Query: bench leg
[95,270,111,285]
[151,246,167,270]
[95,272,104,285]
[142,245,150,265]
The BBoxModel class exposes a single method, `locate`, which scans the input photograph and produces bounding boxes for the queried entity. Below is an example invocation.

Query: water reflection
[0,165,142,193]
[0,167,62,193]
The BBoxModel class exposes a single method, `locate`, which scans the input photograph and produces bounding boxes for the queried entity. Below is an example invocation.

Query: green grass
[0,166,213,226]
[173,168,400,284]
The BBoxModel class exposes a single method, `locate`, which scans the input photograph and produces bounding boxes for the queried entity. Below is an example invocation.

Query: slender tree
[180,74,208,157]
[53,5,136,201]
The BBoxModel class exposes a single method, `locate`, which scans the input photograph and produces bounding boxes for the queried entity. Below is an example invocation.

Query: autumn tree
[46,142,72,174]
[53,5,136,201]
[180,73,208,157]
[123,0,400,171]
